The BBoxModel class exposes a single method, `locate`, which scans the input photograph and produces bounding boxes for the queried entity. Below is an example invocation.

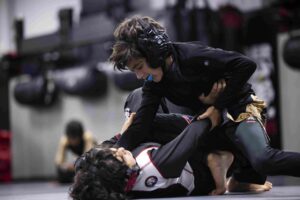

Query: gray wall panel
[278,32,300,152]
[10,74,128,179]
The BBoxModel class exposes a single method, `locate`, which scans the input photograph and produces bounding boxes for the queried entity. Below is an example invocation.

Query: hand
[198,79,226,105]
[110,147,125,162]
[197,106,221,130]
[120,113,136,134]
[110,147,136,168]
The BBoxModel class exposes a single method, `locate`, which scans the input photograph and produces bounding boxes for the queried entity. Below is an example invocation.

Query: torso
[129,144,195,198]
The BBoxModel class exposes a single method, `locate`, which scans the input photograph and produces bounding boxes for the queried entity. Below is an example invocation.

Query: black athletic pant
[149,114,267,184]
[150,119,216,195]
[149,113,267,185]
[141,113,300,186]
[225,117,300,181]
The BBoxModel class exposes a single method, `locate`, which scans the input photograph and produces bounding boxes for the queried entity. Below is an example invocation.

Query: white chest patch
[132,147,195,195]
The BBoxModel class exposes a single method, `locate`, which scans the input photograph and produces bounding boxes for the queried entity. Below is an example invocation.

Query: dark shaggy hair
[109,15,166,71]
[65,120,84,139]
[69,144,129,200]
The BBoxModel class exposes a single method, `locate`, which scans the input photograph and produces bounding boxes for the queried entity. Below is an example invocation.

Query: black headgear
[136,18,171,69]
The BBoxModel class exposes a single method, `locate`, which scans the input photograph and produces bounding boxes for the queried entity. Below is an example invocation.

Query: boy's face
[127,58,163,82]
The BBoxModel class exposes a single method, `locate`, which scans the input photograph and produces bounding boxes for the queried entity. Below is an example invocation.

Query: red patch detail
[125,173,138,192]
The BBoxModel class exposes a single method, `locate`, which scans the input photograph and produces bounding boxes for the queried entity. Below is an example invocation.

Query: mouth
[145,75,153,81]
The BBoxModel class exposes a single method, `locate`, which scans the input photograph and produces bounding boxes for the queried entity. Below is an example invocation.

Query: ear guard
[137,18,172,69]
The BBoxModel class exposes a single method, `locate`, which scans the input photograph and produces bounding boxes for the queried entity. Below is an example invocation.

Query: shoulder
[173,42,241,65]
[127,88,143,100]
[172,42,208,61]
[124,88,143,113]
[83,131,94,140]
[59,136,68,146]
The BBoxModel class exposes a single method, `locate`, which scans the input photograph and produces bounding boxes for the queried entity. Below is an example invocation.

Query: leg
[207,151,234,195]
[57,166,74,183]
[204,126,269,186]
[227,176,272,192]
[231,117,300,177]
[231,165,267,184]
[228,164,272,192]
[189,154,215,196]
[151,119,211,177]
[151,113,191,144]
[151,120,237,195]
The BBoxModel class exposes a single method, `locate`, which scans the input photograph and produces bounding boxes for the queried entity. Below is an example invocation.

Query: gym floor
[1,176,300,200]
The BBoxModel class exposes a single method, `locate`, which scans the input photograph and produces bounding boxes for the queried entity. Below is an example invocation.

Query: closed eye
[131,61,143,71]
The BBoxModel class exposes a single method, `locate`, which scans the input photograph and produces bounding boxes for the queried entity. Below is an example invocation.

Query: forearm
[55,141,66,166]
[84,139,94,152]
[117,89,161,150]
[214,56,256,110]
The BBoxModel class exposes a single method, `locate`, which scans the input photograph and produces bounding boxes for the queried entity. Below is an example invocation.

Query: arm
[117,83,162,150]
[120,113,136,134]
[83,132,95,152]
[55,137,67,166]
[197,79,226,129]
[213,56,256,110]
[197,56,256,128]
[181,45,256,110]
[198,79,226,105]
[122,113,192,146]
[150,119,211,178]
[100,115,135,146]
[108,112,190,146]
[151,113,191,144]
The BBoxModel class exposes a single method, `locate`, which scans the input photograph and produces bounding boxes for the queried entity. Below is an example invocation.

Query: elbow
[233,55,257,76]
[244,56,257,74]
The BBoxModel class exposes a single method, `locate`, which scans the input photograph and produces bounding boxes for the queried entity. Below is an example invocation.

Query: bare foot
[207,151,234,195]
[227,177,272,193]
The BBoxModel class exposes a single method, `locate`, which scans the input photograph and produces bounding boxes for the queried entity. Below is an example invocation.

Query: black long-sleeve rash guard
[118,42,257,150]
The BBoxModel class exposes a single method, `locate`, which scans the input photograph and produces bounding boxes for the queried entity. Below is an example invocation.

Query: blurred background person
[55,120,96,183]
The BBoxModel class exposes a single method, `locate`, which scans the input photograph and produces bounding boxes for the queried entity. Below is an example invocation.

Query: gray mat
[1,179,300,200]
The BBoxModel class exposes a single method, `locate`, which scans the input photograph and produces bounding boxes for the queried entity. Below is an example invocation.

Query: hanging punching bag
[283,35,300,70]
[14,76,58,107]
[55,66,108,98]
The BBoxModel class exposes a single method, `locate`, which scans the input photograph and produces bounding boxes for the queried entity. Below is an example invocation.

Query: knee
[188,120,210,136]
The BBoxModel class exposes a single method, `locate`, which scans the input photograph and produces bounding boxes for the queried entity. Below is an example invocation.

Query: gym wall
[13,0,81,38]
[278,31,300,153]
[0,0,14,55]
[9,71,128,179]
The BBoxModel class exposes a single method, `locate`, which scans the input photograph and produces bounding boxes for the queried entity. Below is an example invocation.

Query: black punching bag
[283,35,300,70]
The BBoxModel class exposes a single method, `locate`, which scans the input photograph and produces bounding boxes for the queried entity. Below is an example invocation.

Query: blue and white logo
[145,176,158,187]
